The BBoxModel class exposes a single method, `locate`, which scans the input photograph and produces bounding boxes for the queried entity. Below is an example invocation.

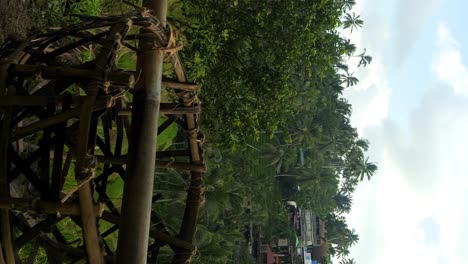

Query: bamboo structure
[116,0,167,263]
[0,1,205,262]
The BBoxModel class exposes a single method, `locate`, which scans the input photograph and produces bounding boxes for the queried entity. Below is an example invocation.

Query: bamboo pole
[117,103,201,115]
[0,198,103,216]
[0,79,16,263]
[10,98,109,141]
[10,64,134,86]
[74,84,103,264]
[74,16,133,263]
[0,241,5,264]
[171,54,204,264]
[95,155,207,172]
[0,211,14,264]
[0,95,111,106]
[15,218,62,248]
[11,108,80,141]
[162,78,198,91]
[116,0,167,263]
[125,75,199,91]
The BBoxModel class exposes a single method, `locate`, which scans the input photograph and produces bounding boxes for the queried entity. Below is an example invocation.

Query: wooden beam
[9,64,135,86]
[117,103,200,115]
[0,198,103,217]
[156,150,190,158]
[9,149,49,197]
[51,95,71,197]
[11,108,79,141]
[76,17,133,263]
[40,104,54,200]
[0,95,112,106]
[95,155,207,172]
[10,99,109,141]
[162,78,198,91]
[171,54,204,263]
[15,217,62,248]
[0,210,15,264]
[74,86,104,264]
[38,234,86,260]
[44,31,109,60]
[157,115,179,136]
[115,2,168,262]
[0,73,16,264]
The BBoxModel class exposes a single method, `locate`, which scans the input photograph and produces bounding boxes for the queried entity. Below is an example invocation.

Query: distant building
[311,219,326,262]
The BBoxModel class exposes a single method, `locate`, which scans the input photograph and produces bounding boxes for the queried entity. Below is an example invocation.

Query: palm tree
[288,116,320,146]
[356,49,372,67]
[340,37,357,56]
[354,156,378,181]
[260,142,298,173]
[341,139,377,181]
[341,71,358,87]
[334,192,353,214]
[339,176,359,195]
[341,0,357,11]
[342,12,363,33]
[325,214,359,258]
[340,258,357,264]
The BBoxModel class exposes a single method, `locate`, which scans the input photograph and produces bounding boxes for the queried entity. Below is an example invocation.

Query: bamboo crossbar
[123,75,199,91]
[10,99,109,141]
[0,95,112,106]
[9,64,135,86]
[118,103,200,116]
[162,78,199,91]
[0,198,103,217]
[95,155,207,172]
[171,54,204,264]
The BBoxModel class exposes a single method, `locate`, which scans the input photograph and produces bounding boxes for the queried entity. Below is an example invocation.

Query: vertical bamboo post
[75,16,131,264]
[171,55,203,263]
[0,82,16,264]
[0,211,14,264]
[0,240,5,264]
[115,0,167,263]
[74,85,104,264]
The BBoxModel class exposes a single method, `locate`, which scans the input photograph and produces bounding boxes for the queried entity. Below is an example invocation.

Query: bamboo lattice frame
[0,9,204,264]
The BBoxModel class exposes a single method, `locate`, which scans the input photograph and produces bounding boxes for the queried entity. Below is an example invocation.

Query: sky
[342,0,468,263]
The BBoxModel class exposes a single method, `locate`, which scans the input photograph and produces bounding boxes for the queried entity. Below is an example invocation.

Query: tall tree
[334,192,353,214]
[325,214,359,258]
[340,258,357,264]
[342,12,363,33]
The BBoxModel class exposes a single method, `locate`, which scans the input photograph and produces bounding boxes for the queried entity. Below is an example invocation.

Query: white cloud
[349,84,468,264]
[394,0,439,66]
[433,23,468,96]
[345,21,468,264]
[351,0,439,68]
[343,71,390,133]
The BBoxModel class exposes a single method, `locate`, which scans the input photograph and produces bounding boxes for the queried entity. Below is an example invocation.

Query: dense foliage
[176,0,367,146]
[169,0,377,263]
